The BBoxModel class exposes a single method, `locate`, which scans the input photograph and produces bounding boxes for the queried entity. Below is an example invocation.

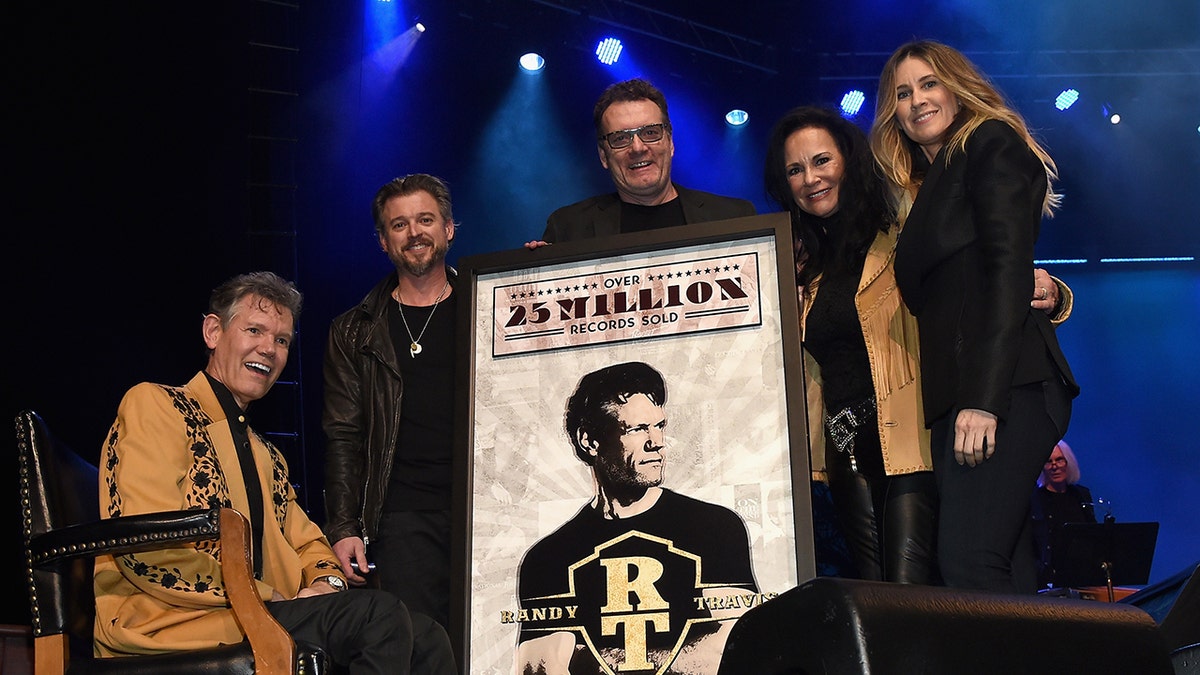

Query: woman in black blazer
[870,40,1079,592]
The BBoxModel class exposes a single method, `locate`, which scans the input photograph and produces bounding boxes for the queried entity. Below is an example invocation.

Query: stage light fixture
[1055,89,1079,111]
[725,109,749,126]
[840,90,866,117]
[596,38,623,65]
[519,53,545,72]
[415,22,425,33]
[1102,103,1120,125]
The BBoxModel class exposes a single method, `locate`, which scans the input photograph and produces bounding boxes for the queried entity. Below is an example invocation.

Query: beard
[392,236,448,277]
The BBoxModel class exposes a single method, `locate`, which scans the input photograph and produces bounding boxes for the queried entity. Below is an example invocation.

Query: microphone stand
[1100,512,1117,602]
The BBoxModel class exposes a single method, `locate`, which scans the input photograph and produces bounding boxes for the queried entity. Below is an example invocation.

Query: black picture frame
[450,212,815,673]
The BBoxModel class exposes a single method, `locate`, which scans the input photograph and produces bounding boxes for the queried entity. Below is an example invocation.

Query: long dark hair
[764,106,894,286]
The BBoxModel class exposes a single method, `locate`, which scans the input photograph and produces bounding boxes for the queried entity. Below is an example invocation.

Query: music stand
[1057,521,1159,602]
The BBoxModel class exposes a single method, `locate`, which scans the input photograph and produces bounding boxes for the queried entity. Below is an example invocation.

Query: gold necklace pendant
[410,342,422,357]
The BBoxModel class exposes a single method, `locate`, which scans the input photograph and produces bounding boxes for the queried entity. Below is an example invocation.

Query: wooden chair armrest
[27,507,299,674]
[219,508,296,675]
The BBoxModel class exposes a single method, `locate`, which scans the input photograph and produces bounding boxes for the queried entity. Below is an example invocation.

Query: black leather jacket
[321,267,458,546]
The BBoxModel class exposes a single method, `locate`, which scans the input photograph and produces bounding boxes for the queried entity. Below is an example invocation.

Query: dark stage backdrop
[6,0,1197,627]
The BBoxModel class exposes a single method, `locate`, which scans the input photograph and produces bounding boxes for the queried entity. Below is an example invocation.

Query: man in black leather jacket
[322,173,460,673]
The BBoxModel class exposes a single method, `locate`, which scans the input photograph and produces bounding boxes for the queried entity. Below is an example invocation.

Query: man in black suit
[528,78,755,246]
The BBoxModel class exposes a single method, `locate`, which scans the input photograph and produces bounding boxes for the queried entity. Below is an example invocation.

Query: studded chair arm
[28,507,224,567]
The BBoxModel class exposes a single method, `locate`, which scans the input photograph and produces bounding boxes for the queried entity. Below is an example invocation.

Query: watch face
[325,575,346,591]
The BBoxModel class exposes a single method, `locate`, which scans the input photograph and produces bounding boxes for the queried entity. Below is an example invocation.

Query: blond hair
[869,40,1061,217]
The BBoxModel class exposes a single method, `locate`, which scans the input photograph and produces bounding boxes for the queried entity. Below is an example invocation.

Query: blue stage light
[1055,89,1079,111]
[519,53,545,72]
[725,109,749,126]
[1100,257,1195,263]
[840,90,866,118]
[596,38,623,65]
[1102,103,1120,125]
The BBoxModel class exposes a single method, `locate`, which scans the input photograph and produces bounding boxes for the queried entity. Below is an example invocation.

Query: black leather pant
[825,439,939,584]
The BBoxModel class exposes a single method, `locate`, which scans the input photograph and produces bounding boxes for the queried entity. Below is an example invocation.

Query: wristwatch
[316,575,347,592]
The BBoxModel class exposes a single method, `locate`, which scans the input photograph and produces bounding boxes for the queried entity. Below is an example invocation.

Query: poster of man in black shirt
[459,217,812,674]
[514,362,759,674]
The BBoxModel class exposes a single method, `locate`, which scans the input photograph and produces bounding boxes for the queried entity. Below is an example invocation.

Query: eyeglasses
[601,123,668,150]
[1044,457,1067,467]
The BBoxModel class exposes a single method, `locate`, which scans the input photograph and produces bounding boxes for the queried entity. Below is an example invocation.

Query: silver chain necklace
[395,280,449,358]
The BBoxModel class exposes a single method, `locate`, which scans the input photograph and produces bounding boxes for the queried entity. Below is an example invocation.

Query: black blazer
[541,183,756,243]
[894,120,1078,424]
[1031,483,1097,587]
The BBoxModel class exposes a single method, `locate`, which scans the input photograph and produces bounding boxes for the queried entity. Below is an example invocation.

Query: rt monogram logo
[568,531,706,674]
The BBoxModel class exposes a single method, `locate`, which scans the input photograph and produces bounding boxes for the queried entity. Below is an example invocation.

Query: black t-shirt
[516,488,758,658]
[619,197,687,233]
[384,293,457,511]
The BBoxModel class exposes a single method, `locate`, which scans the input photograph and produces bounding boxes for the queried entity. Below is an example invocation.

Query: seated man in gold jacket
[93,270,454,674]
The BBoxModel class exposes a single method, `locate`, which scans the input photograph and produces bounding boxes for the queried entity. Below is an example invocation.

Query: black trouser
[374,510,452,630]
[266,588,411,674]
[826,442,939,584]
[933,379,1070,593]
[267,588,456,674]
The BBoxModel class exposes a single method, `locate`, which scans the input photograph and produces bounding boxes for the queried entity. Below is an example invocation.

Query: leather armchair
[15,409,327,674]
